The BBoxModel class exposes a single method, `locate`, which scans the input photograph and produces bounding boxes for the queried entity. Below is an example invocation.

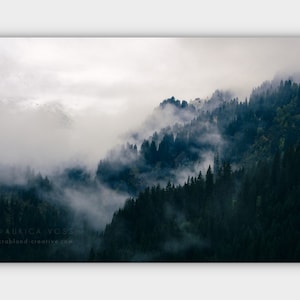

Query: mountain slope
[95,145,300,261]
[93,79,300,261]
[1,78,300,261]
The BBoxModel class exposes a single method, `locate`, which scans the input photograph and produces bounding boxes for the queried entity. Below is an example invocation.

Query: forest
[1,78,300,261]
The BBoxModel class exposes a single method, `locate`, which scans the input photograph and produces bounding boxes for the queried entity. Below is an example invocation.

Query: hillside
[1,78,300,261]
[92,79,300,261]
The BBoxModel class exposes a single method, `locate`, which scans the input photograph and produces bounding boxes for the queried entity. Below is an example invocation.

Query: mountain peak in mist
[159,96,191,110]
[126,96,198,145]
[191,89,234,112]
[204,90,234,111]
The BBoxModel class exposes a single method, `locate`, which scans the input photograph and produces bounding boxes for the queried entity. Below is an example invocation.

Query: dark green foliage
[0,174,97,261]
[62,167,91,187]
[95,146,300,261]
[92,80,300,261]
[159,97,194,111]
[0,177,72,261]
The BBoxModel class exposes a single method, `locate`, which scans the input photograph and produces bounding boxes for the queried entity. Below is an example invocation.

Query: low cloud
[62,183,129,230]
[0,99,146,173]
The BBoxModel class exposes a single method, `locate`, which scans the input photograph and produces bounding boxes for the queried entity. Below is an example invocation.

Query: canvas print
[1,37,300,261]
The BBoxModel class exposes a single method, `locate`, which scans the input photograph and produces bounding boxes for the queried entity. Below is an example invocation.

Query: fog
[62,184,130,229]
[0,99,143,172]
[1,38,300,171]
[125,101,198,146]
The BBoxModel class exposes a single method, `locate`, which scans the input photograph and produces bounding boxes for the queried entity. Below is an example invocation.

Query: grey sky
[2,38,300,108]
[0,37,300,171]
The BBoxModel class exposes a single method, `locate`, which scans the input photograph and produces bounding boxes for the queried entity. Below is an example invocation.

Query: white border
[0,263,300,300]
[0,0,299,36]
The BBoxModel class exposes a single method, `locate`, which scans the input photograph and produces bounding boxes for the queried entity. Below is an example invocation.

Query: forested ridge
[94,79,300,261]
[96,146,300,261]
[1,78,300,261]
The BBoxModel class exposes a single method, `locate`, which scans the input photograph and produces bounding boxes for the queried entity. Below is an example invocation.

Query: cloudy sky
[0,37,300,172]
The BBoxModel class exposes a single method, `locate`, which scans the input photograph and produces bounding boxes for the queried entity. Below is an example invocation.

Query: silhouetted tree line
[94,144,300,261]
[95,80,300,198]
[91,79,300,261]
